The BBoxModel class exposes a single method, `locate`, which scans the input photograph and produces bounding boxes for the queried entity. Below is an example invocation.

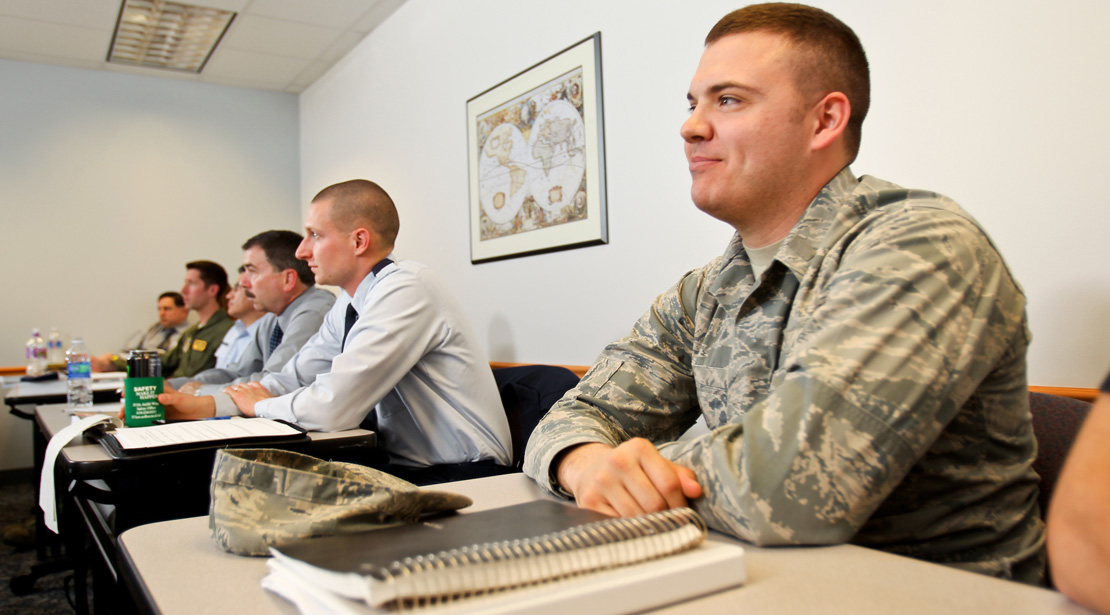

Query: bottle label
[67,362,92,379]
[125,377,165,427]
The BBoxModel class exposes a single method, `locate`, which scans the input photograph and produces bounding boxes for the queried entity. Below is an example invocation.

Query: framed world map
[467,33,608,263]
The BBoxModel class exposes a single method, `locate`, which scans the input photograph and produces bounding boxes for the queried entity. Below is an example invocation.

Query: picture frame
[466,32,608,264]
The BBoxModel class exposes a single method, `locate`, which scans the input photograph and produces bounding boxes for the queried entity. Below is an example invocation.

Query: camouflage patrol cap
[209,448,473,556]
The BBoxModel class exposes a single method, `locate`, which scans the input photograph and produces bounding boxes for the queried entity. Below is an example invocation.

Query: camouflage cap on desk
[209,448,473,556]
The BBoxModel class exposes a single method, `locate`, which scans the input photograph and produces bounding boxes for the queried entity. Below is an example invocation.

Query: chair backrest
[492,365,581,470]
[1028,391,1092,517]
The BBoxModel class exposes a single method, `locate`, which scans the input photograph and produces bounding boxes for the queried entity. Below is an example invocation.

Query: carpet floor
[1,480,91,614]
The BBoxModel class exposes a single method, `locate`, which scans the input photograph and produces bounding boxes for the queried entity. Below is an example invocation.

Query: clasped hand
[557,438,703,518]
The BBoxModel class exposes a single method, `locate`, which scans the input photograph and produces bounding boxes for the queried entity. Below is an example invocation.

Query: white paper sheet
[109,418,301,450]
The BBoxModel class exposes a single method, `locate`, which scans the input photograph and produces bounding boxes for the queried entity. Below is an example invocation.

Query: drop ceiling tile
[0,16,110,60]
[0,0,406,92]
[190,0,250,12]
[0,0,119,29]
[287,58,331,90]
[350,0,403,32]
[221,13,340,59]
[318,30,365,63]
[246,0,378,30]
[0,49,105,71]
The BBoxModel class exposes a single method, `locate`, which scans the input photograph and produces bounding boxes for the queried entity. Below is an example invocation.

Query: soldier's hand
[555,438,702,518]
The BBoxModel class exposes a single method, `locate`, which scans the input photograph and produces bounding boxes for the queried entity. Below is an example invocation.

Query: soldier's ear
[810,91,849,153]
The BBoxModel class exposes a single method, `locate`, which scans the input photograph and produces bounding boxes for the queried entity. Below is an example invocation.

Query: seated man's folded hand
[556,438,702,518]
[223,381,274,417]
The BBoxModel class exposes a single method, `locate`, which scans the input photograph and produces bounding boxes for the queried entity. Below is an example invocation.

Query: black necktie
[341,259,389,352]
[157,328,174,351]
[268,323,284,354]
[342,304,358,351]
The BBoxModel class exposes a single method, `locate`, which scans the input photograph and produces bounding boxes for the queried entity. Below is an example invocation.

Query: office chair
[492,365,582,470]
[1028,391,1092,518]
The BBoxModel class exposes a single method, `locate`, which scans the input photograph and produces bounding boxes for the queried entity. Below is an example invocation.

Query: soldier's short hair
[706,3,870,161]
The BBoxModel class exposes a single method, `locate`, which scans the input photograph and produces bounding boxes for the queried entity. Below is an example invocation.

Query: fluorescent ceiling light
[107,0,236,73]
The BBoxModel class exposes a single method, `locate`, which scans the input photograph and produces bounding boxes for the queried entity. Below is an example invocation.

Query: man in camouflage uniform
[523,3,1045,585]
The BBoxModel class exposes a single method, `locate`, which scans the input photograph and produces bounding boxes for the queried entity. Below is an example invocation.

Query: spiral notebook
[263,500,746,614]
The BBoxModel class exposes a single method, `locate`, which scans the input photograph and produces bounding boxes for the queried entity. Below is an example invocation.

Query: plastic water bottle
[66,337,93,408]
[47,327,65,369]
[25,329,47,377]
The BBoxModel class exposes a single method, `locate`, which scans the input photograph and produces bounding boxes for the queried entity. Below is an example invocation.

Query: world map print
[476,68,587,241]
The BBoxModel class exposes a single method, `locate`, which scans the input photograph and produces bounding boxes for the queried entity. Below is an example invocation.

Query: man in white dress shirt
[158,180,511,483]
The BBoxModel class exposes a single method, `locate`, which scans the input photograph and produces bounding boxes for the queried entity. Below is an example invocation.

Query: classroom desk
[28,403,378,614]
[35,403,377,479]
[3,373,125,414]
[118,473,1093,615]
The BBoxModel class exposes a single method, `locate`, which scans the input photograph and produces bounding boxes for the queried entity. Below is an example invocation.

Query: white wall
[0,60,301,470]
[300,0,1110,389]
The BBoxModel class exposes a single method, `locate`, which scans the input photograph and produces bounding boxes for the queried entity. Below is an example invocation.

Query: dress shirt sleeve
[254,273,450,432]
[191,359,253,385]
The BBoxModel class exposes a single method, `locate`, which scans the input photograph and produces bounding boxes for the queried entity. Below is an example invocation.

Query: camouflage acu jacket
[524,167,1045,585]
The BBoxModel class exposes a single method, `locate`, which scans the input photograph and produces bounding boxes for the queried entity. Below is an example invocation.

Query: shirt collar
[276,285,322,330]
[348,254,397,310]
[708,166,860,297]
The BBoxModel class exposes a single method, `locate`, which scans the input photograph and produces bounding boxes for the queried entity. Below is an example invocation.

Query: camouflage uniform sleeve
[657,207,1029,546]
[522,269,710,494]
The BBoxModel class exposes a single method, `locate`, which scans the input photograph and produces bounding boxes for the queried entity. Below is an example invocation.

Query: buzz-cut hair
[311,179,400,249]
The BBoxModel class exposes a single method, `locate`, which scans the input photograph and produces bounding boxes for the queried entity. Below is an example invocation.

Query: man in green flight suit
[161,260,234,378]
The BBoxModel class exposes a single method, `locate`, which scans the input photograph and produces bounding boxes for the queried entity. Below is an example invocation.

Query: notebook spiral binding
[383,507,708,610]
